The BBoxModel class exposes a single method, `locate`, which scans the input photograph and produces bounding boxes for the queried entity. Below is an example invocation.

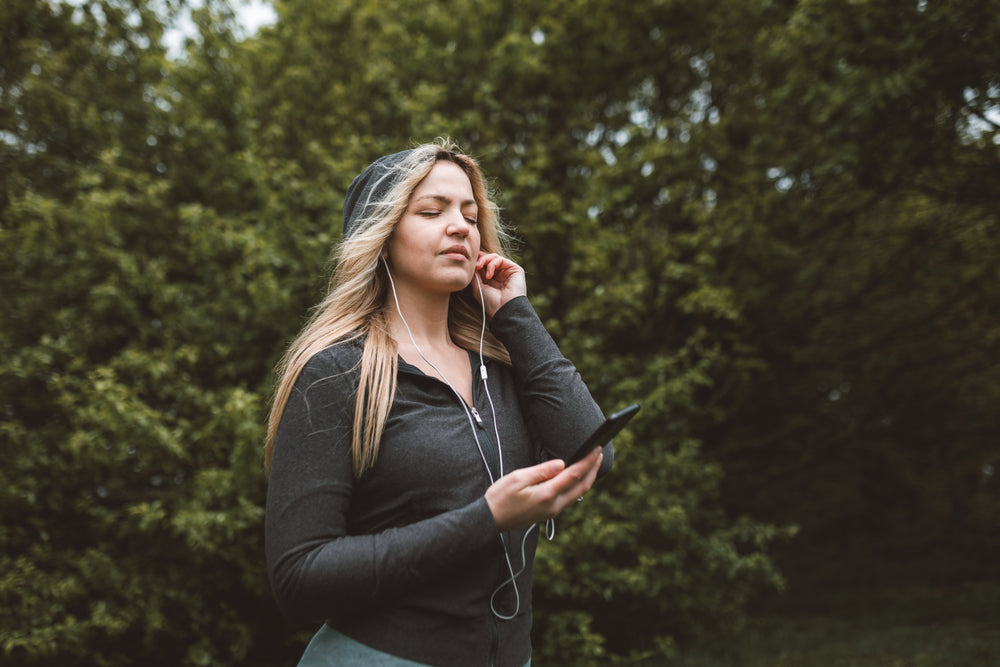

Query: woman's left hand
[485,448,603,532]
[475,252,527,317]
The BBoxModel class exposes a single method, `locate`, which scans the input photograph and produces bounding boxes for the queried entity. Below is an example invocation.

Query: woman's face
[386,160,481,296]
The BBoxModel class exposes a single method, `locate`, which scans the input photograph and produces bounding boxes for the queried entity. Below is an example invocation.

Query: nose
[445,209,471,237]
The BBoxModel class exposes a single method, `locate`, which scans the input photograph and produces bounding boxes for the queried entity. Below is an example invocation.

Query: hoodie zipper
[467,353,504,480]
[399,354,504,664]
[398,354,503,481]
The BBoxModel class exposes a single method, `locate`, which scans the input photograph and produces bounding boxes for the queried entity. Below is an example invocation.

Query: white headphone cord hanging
[382,259,552,620]
[474,274,557,550]
[474,274,505,478]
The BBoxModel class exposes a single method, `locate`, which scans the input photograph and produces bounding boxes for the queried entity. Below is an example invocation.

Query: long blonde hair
[265,141,513,476]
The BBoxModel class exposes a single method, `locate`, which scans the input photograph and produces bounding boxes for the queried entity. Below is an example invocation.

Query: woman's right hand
[474,252,527,318]
[484,447,604,532]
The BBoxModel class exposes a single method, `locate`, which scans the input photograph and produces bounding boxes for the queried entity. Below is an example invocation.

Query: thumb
[519,458,565,485]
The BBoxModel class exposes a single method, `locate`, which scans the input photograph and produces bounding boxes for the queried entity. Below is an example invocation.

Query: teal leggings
[297,624,531,667]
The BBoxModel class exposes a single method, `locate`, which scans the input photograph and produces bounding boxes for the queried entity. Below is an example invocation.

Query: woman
[265,140,613,667]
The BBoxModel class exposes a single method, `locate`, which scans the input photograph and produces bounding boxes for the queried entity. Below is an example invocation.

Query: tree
[1,2,291,664]
[697,0,1000,583]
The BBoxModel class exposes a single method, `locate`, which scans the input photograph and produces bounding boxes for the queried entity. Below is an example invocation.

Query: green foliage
[3,0,998,665]
[698,0,1000,563]
[1,3,288,664]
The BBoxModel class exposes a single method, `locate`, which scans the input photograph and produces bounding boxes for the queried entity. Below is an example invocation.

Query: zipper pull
[470,406,484,428]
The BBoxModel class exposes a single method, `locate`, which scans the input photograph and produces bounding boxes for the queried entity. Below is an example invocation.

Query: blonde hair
[265,140,514,476]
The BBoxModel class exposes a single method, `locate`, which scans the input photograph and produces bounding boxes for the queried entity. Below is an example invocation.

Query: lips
[440,245,470,259]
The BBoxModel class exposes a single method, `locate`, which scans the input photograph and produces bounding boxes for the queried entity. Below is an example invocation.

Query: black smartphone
[564,403,640,464]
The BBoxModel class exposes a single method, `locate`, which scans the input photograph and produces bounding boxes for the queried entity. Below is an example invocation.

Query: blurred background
[2,0,998,664]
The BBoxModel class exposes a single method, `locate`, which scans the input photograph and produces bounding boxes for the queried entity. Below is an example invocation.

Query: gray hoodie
[265,295,612,667]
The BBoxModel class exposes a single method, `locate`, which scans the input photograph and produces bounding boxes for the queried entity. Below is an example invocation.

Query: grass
[671,580,1000,666]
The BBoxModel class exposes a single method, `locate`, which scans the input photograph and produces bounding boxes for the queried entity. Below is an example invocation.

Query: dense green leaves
[700,0,1000,569]
[3,0,998,664]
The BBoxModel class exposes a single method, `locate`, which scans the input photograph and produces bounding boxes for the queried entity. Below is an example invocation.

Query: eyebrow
[413,194,477,208]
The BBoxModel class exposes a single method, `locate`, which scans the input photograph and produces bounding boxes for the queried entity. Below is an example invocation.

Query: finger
[475,257,498,283]
[494,260,525,289]
[564,447,602,474]
[560,450,603,500]
[485,255,505,280]
[510,458,565,487]
[581,450,603,488]
[536,449,601,499]
[476,251,499,270]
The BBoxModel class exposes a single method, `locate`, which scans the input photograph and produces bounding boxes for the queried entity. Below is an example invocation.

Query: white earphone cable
[382,258,546,620]
[474,274,505,478]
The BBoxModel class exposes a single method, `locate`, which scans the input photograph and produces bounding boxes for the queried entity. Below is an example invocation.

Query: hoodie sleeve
[489,296,614,476]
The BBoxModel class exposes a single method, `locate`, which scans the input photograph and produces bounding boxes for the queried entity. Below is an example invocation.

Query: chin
[442,268,476,292]
[446,279,475,295]
[415,273,472,296]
